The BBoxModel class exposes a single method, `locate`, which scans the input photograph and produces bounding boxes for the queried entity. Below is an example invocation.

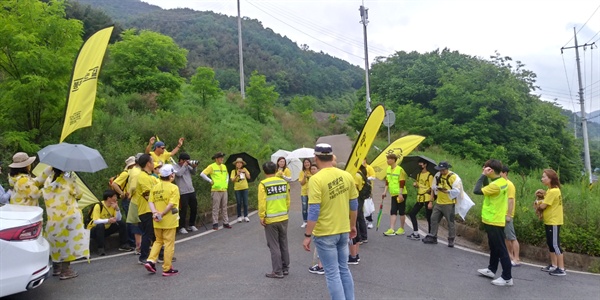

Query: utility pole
[561,27,594,183]
[359,2,371,116]
[237,0,245,99]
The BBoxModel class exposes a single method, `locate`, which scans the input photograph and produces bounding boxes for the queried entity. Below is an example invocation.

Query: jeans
[121,198,130,219]
[314,233,354,300]
[301,196,308,221]
[235,189,249,218]
[179,192,198,229]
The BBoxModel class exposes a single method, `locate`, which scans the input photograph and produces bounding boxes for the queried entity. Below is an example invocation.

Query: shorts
[128,223,143,235]
[504,219,516,240]
[545,225,562,255]
[390,195,407,216]
[126,202,141,223]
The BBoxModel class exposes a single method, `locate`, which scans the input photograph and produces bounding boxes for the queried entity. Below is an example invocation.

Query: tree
[190,66,221,107]
[103,29,187,107]
[0,0,83,146]
[246,71,279,123]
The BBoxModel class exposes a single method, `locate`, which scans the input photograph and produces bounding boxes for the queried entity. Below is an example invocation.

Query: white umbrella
[286,157,303,181]
[288,147,314,159]
[271,149,291,163]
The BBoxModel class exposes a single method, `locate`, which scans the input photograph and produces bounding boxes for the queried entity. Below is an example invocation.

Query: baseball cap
[435,161,452,170]
[314,143,333,156]
[159,164,176,177]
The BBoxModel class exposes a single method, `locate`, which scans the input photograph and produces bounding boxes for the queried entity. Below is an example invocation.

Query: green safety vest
[210,163,228,191]
[263,178,289,220]
[386,165,404,196]
[482,177,508,226]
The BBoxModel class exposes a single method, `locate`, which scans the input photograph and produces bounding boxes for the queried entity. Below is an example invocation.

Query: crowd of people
[0,138,566,296]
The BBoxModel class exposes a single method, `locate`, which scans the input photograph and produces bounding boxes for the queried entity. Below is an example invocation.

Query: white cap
[159,164,176,177]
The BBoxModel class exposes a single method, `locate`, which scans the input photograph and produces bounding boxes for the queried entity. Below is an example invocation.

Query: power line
[563,3,600,47]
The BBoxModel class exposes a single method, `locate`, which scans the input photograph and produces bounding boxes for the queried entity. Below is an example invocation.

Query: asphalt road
[7,135,600,300]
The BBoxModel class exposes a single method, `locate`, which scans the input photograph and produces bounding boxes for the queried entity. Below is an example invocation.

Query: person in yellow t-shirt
[258,161,291,278]
[381,153,408,236]
[144,164,180,276]
[134,154,158,264]
[536,168,566,276]
[145,136,184,165]
[230,157,251,223]
[303,143,358,300]
[407,158,434,241]
[298,158,313,227]
[275,157,292,182]
[200,152,231,230]
[88,190,133,256]
[362,159,376,229]
[423,161,458,246]
[501,166,521,266]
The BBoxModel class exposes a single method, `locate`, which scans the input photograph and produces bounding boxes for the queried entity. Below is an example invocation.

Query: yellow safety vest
[482,177,508,226]
[263,178,289,222]
[210,163,228,191]
[386,166,404,196]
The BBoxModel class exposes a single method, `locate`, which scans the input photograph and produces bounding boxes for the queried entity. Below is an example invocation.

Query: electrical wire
[563,3,600,47]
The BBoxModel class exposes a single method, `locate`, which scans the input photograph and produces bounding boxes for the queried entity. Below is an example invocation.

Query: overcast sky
[143,0,600,114]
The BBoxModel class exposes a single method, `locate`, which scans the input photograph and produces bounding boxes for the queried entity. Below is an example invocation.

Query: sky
[143,0,600,115]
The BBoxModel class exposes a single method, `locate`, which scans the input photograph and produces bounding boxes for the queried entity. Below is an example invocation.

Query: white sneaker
[491,277,513,286]
[477,268,495,278]
[367,222,373,229]
[244,217,250,222]
[188,226,198,232]
[301,222,307,228]
[179,228,188,234]
[237,217,242,223]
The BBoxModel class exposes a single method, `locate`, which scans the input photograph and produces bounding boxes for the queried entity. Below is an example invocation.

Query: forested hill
[74,0,364,103]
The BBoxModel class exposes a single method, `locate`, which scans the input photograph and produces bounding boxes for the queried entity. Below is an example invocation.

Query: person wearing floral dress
[42,168,89,280]
[8,152,44,206]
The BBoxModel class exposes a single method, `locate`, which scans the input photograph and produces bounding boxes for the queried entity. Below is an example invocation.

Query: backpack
[358,168,372,200]
[433,172,455,200]
[83,202,103,228]
[109,170,129,191]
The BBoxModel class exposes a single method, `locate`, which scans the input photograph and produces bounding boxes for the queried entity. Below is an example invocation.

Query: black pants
[357,198,367,241]
[179,192,198,229]
[91,221,127,248]
[408,202,433,234]
[139,213,154,261]
[485,224,512,280]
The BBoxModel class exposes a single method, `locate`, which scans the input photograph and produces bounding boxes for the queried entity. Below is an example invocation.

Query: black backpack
[83,202,103,228]
[358,168,372,200]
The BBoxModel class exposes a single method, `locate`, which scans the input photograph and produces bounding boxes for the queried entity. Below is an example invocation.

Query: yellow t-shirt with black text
[415,171,433,202]
[135,171,157,215]
[435,173,457,205]
[87,201,118,230]
[230,168,250,191]
[149,181,180,229]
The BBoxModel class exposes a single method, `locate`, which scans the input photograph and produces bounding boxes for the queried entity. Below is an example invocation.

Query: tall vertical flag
[60,26,114,142]
[345,105,385,176]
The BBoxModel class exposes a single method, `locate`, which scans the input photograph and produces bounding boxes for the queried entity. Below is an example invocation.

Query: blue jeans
[313,233,354,300]
[301,196,308,222]
[235,189,249,217]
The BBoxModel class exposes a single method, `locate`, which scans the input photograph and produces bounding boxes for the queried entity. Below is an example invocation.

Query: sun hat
[125,156,136,168]
[159,164,176,177]
[9,152,36,168]
[435,161,452,170]
[314,143,333,156]
[212,152,225,159]
[233,157,246,165]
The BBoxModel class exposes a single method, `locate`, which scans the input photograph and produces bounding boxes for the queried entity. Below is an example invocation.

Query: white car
[0,204,50,297]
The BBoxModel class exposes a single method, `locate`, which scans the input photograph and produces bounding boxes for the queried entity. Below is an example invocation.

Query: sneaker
[356,254,361,262]
[367,222,373,229]
[223,223,232,229]
[134,248,141,255]
[144,261,157,273]
[541,265,557,272]
[301,222,307,228]
[162,268,179,276]
[361,239,368,244]
[383,228,396,236]
[244,217,250,222]
[549,268,567,276]
[395,227,405,235]
[308,264,325,275]
[212,223,219,230]
[478,268,495,278]
[448,238,455,248]
[179,228,188,234]
[348,255,359,265]
[282,270,289,276]
[188,226,198,232]
[119,244,134,252]
[98,247,106,256]
[407,233,421,240]
[59,269,78,280]
[422,235,438,244]
[138,259,147,265]
[265,272,284,279]
[237,217,243,223]
[491,277,513,286]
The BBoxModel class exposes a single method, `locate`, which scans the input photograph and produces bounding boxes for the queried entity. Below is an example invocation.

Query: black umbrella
[400,155,438,180]
[225,152,261,183]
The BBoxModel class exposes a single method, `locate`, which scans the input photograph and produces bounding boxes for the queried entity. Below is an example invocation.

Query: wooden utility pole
[561,27,594,183]
[237,0,245,99]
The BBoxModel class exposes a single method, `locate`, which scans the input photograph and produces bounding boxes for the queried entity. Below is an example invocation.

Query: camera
[188,160,198,165]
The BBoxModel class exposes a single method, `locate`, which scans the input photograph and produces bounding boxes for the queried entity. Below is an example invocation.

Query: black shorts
[390,195,407,216]
[545,225,562,255]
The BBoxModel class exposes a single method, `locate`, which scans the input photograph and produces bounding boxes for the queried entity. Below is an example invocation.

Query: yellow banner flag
[370,135,426,180]
[60,26,114,142]
[345,105,385,176]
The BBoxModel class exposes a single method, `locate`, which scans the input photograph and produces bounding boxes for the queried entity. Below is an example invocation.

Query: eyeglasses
[160,147,166,149]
